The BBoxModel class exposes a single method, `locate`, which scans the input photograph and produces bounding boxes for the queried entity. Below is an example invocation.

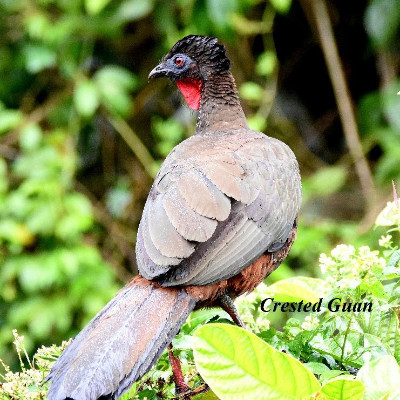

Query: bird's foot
[219,292,246,328]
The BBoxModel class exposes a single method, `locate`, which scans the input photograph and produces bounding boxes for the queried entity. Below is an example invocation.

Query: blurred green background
[0,0,399,366]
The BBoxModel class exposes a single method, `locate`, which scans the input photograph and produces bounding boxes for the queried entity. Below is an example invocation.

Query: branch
[309,0,377,212]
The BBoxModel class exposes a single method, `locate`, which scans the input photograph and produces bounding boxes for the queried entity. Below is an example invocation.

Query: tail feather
[47,278,197,400]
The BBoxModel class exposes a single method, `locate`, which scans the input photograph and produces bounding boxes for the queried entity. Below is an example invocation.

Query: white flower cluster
[0,330,69,399]
[301,315,320,331]
[319,244,386,289]
[0,367,46,400]
[375,200,400,227]
[379,234,393,249]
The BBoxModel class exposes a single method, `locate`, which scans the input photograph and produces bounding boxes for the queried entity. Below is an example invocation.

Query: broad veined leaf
[309,332,365,368]
[319,370,347,385]
[174,308,229,350]
[184,308,229,333]
[193,323,321,400]
[357,355,400,400]
[356,307,400,363]
[387,249,400,269]
[304,362,331,375]
[320,377,364,400]
[267,276,325,303]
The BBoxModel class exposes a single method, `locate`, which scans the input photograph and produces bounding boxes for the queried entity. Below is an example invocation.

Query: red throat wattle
[176,79,202,110]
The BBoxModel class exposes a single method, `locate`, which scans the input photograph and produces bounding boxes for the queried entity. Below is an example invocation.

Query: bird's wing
[136,130,301,286]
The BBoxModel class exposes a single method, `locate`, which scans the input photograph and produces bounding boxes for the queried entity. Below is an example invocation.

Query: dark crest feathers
[165,35,230,72]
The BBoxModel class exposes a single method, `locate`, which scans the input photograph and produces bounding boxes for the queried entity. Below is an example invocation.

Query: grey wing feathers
[147,194,195,258]
[163,185,218,242]
[177,169,231,220]
[137,130,301,286]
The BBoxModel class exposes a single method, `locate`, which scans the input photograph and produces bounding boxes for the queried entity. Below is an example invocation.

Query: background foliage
[2,203,400,399]
[0,0,400,397]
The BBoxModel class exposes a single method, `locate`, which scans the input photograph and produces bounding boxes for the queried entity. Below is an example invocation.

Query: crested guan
[47,35,302,400]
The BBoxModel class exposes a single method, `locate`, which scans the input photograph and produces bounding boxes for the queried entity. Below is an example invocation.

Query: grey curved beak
[148,63,169,80]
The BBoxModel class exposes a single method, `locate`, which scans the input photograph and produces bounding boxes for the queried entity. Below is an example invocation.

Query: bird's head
[148,35,230,110]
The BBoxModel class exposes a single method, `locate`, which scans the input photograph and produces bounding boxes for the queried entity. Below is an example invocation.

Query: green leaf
[321,377,364,400]
[0,219,34,246]
[267,276,325,303]
[357,355,400,400]
[319,370,347,385]
[56,193,94,240]
[375,135,400,184]
[382,81,400,130]
[74,79,100,118]
[116,0,154,21]
[310,333,351,365]
[184,308,228,333]
[17,255,61,293]
[247,114,267,132]
[239,82,264,102]
[105,184,132,218]
[387,249,400,268]
[270,0,292,14]
[358,91,382,133]
[0,157,7,193]
[193,391,220,400]
[193,323,321,400]
[361,333,390,362]
[95,65,137,91]
[94,66,137,116]
[303,166,347,198]
[356,307,400,363]
[23,44,56,73]
[256,51,277,76]
[85,0,112,15]
[137,389,158,400]
[206,0,239,29]
[365,0,400,48]
[387,280,400,303]
[152,117,185,142]
[19,125,42,151]
[0,109,22,134]
[359,280,387,299]
[304,362,330,375]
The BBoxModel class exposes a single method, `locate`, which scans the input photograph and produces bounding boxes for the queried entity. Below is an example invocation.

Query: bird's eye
[174,56,185,67]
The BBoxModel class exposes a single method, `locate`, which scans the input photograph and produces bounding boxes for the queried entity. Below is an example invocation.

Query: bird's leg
[218,292,246,328]
[168,344,190,395]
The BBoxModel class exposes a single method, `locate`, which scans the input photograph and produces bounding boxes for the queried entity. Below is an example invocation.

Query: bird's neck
[196,71,248,135]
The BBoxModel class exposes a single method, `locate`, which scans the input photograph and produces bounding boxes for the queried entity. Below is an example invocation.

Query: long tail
[47,277,197,400]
